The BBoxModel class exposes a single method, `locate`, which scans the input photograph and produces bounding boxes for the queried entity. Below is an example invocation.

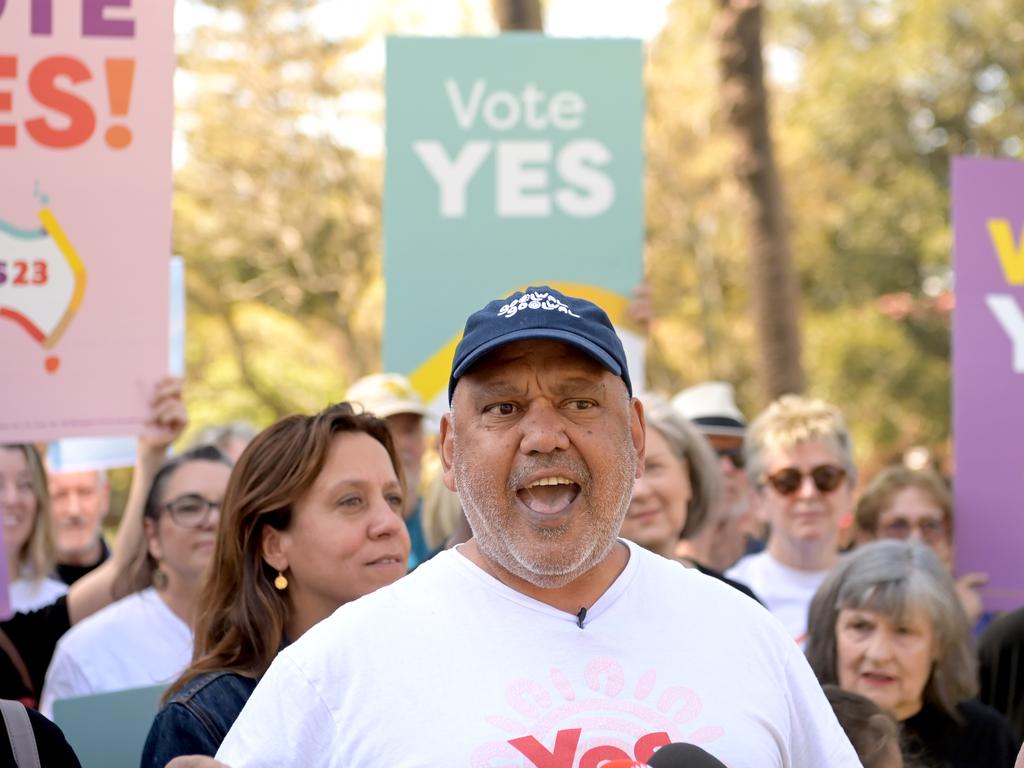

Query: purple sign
[952,156,1024,611]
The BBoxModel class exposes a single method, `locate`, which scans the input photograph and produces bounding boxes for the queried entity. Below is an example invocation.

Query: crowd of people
[0,285,1022,767]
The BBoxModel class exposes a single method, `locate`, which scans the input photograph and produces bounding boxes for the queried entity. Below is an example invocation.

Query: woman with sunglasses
[38,445,233,717]
[726,394,855,644]
[854,465,988,626]
[806,541,1017,768]
[140,402,410,766]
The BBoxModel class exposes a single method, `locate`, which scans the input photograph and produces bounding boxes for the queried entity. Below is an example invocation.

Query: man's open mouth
[516,475,581,515]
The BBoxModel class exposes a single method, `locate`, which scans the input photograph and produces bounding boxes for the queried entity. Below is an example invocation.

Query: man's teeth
[528,476,574,487]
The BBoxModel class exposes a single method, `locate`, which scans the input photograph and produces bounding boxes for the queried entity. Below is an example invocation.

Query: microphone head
[647,742,728,768]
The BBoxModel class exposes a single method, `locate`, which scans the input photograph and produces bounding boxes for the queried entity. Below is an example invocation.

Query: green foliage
[644,0,1022,462]
[175,0,384,431]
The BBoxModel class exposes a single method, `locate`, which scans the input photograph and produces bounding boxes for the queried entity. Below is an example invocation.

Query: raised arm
[65,377,187,624]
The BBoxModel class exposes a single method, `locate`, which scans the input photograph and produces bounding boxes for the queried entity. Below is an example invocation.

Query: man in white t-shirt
[216,286,859,767]
[726,395,856,644]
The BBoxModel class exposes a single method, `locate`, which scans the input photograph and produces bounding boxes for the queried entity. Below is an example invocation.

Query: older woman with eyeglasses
[726,394,856,643]
[806,541,1017,768]
[39,445,233,717]
[854,465,989,625]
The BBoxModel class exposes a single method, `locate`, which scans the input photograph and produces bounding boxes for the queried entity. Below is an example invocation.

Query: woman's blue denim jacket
[140,670,258,767]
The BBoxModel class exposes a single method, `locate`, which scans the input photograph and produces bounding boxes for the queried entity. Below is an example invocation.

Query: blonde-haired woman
[726,394,856,643]
[0,444,67,612]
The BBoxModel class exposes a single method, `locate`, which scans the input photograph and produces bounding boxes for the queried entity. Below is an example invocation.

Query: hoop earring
[274,571,288,591]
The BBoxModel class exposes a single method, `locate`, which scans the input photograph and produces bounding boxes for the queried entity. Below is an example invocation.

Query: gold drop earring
[274,571,288,590]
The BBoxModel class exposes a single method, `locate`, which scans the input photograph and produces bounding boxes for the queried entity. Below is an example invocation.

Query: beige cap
[345,373,426,419]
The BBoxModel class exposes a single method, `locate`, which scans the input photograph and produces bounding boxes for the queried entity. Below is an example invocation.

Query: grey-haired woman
[806,540,1016,768]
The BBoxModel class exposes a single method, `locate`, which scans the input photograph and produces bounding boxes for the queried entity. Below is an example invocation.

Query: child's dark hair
[823,685,903,767]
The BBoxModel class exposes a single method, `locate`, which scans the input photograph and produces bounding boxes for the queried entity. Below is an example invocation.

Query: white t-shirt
[725,551,832,643]
[9,575,68,613]
[217,540,859,767]
[40,587,192,717]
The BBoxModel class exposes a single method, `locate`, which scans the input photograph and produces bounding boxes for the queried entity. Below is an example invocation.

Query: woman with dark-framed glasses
[38,445,233,716]
[854,465,989,626]
[726,394,856,644]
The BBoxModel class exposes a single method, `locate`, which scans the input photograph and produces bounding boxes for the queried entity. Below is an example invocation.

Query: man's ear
[260,526,289,573]
[630,397,646,479]
[439,412,457,493]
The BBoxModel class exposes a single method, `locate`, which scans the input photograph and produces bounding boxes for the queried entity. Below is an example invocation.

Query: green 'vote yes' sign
[384,36,644,413]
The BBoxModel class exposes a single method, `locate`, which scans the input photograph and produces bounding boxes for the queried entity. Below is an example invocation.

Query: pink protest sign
[0,1,173,441]
[952,156,1024,611]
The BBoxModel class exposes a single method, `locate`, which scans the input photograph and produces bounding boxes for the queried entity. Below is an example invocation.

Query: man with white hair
[48,468,111,585]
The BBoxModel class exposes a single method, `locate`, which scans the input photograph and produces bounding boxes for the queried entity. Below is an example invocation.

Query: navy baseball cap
[448,286,632,403]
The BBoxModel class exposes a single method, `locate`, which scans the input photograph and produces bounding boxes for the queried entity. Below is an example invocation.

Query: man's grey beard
[451,428,637,588]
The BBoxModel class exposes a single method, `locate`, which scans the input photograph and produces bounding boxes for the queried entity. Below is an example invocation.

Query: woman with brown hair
[39,443,233,716]
[141,402,411,766]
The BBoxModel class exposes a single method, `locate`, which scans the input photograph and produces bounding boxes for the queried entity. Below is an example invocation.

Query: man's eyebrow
[471,381,527,401]
[549,377,606,397]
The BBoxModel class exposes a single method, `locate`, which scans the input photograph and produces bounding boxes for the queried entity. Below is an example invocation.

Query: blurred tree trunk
[714,0,805,400]
[493,0,543,30]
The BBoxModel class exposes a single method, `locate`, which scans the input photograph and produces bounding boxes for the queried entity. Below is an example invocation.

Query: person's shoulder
[958,698,1015,730]
[956,700,1018,761]
[285,552,462,654]
[168,671,258,709]
[55,590,147,650]
[691,561,762,604]
[345,549,464,613]
[980,607,1024,647]
[628,544,772,623]
[723,550,768,580]
[2,595,70,636]
[9,577,68,612]
[25,705,82,768]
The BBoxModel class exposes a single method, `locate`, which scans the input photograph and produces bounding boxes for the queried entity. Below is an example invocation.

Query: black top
[0,597,72,704]
[978,607,1024,746]
[0,704,82,767]
[902,699,1017,768]
[55,538,109,586]
[688,560,763,605]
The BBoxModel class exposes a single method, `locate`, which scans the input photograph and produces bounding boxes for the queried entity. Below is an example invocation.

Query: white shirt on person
[725,551,833,644]
[40,587,192,717]
[9,575,69,614]
[217,539,859,767]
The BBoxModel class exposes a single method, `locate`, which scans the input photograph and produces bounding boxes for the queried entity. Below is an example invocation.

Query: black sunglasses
[715,447,745,470]
[764,465,847,496]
